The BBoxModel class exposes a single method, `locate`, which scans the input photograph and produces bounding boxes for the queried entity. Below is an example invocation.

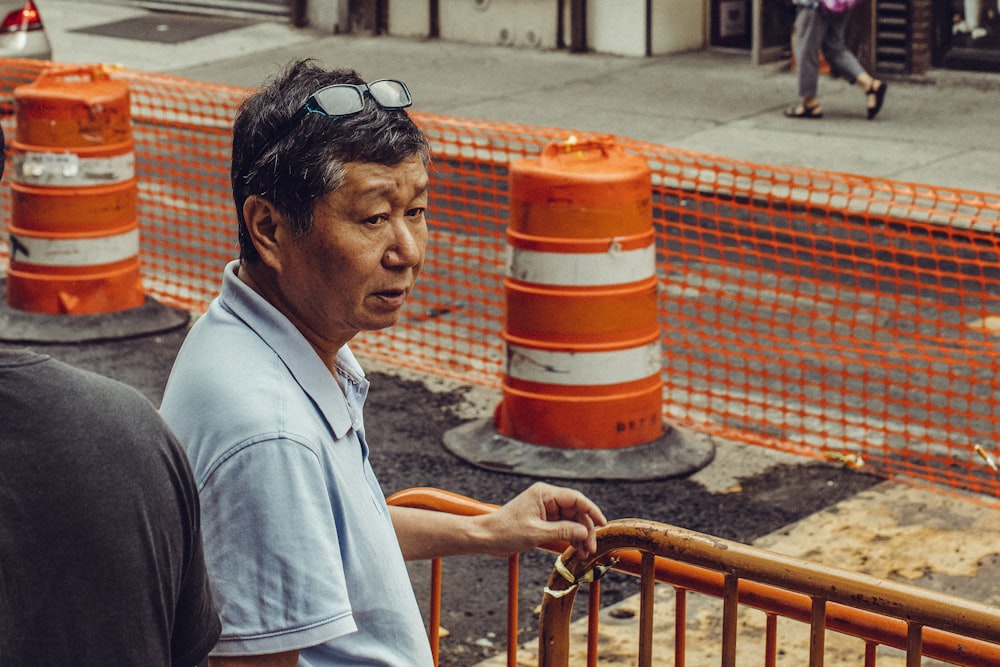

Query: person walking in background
[785,0,888,120]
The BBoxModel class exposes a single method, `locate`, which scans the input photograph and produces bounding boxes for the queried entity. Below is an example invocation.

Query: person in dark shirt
[0,124,220,666]
[0,348,221,665]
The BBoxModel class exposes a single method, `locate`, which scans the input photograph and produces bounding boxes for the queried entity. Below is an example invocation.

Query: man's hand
[474,482,607,559]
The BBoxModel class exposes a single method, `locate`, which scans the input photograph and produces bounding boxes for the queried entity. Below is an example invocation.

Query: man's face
[270,155,429,354]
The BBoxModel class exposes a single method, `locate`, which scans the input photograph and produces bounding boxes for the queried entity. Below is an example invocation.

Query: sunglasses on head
[244,78,413,177]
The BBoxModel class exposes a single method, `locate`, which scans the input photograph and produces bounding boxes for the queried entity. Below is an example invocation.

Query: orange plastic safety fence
[3,60,1000,500]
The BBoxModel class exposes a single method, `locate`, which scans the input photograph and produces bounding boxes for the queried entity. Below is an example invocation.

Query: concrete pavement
[37,0,1000,195]
[27,2,1000,663]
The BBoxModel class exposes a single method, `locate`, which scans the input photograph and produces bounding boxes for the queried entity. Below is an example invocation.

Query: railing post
[809,597,827,667]
[639,552,655,667]
[721,572,739,667]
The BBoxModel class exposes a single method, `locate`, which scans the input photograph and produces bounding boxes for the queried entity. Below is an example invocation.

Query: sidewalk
[36,0,1000,195]
[25,2,1000,664]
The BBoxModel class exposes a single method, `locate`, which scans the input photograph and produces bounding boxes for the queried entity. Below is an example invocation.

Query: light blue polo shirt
[161,260,432,666]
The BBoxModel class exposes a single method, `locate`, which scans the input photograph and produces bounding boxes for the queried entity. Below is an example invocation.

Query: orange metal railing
[386,487,541,667]
[388,488,1000,667]
[542,520,1000,666]
[3,59,1000,501]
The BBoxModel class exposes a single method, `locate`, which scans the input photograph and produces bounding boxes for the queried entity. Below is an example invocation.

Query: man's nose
[384,220,424,267]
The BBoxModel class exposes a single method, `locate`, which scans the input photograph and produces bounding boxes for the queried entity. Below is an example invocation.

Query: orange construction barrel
[495,138,662,449]
[6,65,144,314]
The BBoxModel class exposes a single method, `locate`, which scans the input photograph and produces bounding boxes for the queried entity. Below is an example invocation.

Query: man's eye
[406,208,426,219]
[363,215,388,226]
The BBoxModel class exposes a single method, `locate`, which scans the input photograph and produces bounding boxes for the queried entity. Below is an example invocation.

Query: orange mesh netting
[3,60,1000,499]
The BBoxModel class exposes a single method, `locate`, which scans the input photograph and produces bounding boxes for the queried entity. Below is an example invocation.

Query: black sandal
[784,103,823,119]
[866,81,887,120]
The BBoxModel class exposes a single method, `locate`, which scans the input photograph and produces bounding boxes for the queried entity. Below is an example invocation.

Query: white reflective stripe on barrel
[12,151,135,187]
[507,243,654,287]
[506,341,661,386]
[10,229,140,266]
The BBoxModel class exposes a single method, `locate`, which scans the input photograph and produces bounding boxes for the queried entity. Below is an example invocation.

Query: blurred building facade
[130,0,1000,74]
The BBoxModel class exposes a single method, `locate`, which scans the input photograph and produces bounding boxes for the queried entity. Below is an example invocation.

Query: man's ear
[242,195,284,270]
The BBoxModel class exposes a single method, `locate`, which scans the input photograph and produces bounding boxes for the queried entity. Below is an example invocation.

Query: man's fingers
[542,487,607,527]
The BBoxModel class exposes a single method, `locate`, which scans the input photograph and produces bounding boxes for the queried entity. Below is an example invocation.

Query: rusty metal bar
[538,564,574,666]
[675,587,687,667]
[722,572,739,667]
[639,552,655,667]
[429,557,442,666]
[864,640,878,667]
[907,623,923,667]
[809,596,827,667]
[596,525,1000,655]
[586,579,600,667]
[507,555,518,667]
[765,613,777,667]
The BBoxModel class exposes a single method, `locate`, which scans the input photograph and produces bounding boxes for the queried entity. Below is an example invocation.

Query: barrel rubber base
[443,418,716,481]
[0,279,189,343]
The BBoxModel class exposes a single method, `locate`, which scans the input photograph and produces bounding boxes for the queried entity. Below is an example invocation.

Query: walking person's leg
[822,9,888,119]
[786,7,825,118]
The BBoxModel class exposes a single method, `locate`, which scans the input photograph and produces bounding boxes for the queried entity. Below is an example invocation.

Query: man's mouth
[373,288,408,308]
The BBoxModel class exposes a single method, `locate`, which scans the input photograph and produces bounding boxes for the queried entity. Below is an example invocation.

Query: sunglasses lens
[369,80,411,109]
[312,86,366,116]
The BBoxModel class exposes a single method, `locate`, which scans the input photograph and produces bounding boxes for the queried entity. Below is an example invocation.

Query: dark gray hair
[231,59,431,262]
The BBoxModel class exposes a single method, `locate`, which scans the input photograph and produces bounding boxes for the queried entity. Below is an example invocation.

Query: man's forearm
[389,505,488,560]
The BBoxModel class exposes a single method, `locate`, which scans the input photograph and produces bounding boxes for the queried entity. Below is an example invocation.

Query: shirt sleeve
[168,429,222,667]
[199,435,358,656]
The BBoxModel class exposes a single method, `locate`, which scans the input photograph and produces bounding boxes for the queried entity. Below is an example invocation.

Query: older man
[160,59,606,666]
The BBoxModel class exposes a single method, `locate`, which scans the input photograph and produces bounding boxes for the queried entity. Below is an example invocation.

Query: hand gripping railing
[540,519,1000,667]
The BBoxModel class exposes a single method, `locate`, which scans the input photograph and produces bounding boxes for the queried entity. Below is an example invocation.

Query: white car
[0,0,51,60]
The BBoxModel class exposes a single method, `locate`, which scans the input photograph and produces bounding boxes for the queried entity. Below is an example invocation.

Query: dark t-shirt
[0,350,220,666]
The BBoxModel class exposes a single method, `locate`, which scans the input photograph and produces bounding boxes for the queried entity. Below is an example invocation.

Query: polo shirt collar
[217,260,368,440]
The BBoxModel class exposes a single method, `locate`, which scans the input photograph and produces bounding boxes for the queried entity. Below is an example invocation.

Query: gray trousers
[794,7,865,99]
